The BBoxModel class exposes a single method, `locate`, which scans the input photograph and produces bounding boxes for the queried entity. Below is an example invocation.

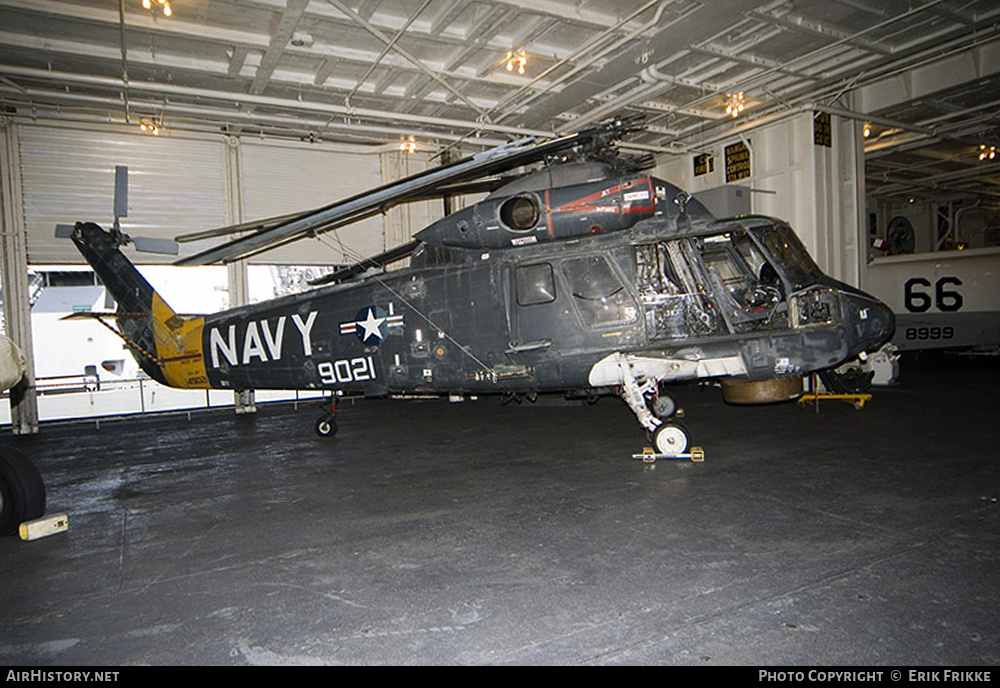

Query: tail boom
[69,223,210,389]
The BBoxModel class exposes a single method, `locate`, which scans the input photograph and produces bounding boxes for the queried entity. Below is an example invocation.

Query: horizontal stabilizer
[59,311,150,321]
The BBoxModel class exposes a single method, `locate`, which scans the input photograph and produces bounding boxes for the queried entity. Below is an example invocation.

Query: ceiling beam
[855,36,1000,114]
[748,8,891,55]
[344,0,434,106]
[324,0,487,118]
[249,0,309,96]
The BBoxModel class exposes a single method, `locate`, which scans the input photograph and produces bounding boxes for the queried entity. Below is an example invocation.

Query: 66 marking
[318,356,376,385]
[904,277,963,313]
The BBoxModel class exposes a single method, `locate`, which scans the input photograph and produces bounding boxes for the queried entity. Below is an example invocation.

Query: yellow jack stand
[632,446,705,463]
[797,373,872,411]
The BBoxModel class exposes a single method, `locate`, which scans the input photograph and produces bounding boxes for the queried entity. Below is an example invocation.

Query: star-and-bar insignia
[339,305,403,344]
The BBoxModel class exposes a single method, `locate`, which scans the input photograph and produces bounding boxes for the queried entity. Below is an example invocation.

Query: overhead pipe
[0,70,675,154]
[343,0,434,108]
[0,84,515,149]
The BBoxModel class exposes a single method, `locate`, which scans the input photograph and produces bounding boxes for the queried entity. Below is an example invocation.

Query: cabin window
[515,263,556,305]
[561,255,636,327]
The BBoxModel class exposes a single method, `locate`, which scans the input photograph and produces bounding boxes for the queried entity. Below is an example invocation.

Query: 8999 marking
[904,326,954,340]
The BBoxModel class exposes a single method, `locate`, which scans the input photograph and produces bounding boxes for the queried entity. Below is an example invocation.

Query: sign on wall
[813,111,832,147]
[693,153,714,177]
[724,141,751,182]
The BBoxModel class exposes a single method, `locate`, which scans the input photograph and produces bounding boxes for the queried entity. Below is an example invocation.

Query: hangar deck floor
[1,353,998,666]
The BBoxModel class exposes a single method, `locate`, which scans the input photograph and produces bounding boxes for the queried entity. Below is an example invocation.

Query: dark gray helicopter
[66,114,895,456]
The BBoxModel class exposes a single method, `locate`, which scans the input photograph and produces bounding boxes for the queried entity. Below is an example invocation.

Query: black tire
[0,446,46,536]
[314,416,337,438]
[655,395,677,419]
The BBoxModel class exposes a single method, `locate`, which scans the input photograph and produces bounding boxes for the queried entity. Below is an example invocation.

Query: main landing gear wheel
[0,446,46,536]
[652,422,690,455]
[314,416,338,438]
[613,356,700,455]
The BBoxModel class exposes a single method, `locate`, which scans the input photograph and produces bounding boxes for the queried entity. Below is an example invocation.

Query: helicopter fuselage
[70,165,894,451]
[184,177,894,400]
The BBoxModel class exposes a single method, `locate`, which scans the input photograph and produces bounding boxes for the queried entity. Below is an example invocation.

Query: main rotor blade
[174,113,643,266]
[307,240,421,286]
[174,210,313,243]
[176,177,511,246]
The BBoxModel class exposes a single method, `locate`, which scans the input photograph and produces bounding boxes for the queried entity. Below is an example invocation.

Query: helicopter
[62,114,895,458]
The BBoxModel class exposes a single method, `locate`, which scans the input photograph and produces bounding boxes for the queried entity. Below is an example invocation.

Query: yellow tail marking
[151,293,210,388]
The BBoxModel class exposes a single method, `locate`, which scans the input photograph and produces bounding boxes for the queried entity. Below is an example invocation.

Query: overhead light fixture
[141,0,172,17]
[139,118,161,135]
[505,49,527,75]
[979,144,996,161]
[725,92,745,118]
[400,135,416,154]
[863,122,872,138]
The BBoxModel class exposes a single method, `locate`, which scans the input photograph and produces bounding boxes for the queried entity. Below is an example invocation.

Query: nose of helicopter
[844,293,896,357]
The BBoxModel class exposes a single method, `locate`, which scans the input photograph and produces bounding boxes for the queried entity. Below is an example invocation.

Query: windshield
[751,221,823,290]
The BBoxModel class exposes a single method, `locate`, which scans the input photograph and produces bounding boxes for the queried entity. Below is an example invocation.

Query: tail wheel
[314,416,338,438]
[652,422,689,455]
[0,446,46,536]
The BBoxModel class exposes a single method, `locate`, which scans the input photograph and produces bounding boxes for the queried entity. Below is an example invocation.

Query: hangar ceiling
[1,0,999,206]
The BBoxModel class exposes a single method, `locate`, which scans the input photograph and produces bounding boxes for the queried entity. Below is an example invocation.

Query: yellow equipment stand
[797,373,872,411]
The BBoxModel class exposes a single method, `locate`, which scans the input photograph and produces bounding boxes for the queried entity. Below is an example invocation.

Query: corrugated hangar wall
[18,123,227,264]
[13,120,429,266]
[2,118,443,430]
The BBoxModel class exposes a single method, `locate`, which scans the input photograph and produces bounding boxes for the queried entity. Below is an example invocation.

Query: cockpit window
[702,247,751,301]
[754,222,822,290]
[732,230,767,277]
[690,231,790,333]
